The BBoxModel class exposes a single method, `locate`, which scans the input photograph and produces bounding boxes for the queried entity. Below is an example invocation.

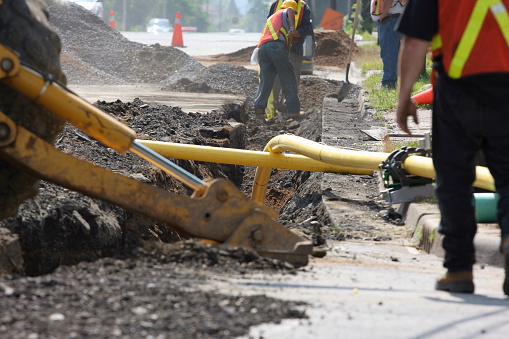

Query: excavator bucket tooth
[222,209,313,266]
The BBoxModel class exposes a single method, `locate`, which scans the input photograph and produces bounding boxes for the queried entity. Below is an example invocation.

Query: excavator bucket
[0,44,313,266]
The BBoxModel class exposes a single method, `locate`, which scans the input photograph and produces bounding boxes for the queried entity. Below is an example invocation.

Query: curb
[402,202,503,268]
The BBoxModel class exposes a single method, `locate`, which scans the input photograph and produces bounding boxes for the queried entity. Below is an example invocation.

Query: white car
[68,0,104,17]
[146,18,173,34]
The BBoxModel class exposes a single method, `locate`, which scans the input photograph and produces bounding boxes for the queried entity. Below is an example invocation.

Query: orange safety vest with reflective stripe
[431,0,509,79]
[258,9,289,47]
[272,0,306,43]
[371,0,406,16]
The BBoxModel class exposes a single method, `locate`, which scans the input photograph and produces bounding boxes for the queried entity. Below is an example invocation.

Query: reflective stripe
[372,0,381,16]
[296,1,304,27]
[258,11,289,47]
[267,19,289,44]
[449,0,509,78]
[281,27,289,45]
[267,18,280,40]
[275,0,284,11]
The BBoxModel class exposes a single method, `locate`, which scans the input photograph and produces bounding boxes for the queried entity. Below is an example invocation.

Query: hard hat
[280,0,298,12]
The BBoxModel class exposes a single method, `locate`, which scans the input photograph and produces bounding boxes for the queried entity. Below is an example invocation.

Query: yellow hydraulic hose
[136,140,373,175]
[471,166,496,191]
[252,134,496,204]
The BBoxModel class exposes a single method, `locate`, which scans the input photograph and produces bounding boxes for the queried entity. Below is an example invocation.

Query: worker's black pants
[433,74,509,272]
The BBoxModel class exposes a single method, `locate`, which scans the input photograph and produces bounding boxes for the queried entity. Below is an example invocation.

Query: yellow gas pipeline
[136,140,373,175]
[252,134,388,203]
[251,134,495,204]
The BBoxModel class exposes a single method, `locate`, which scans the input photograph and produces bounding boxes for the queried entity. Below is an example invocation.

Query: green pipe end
[473,193,499,223]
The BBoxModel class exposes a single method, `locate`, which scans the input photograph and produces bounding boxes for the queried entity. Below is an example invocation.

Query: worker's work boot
[502,237,509,295]
[435,271,474,293]
[254,108,265,121]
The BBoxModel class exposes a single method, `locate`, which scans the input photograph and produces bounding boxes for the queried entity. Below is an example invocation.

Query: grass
[356,44,382,75]
[354,45,433,114]
[381,138,420,153]
[363,71,432,114]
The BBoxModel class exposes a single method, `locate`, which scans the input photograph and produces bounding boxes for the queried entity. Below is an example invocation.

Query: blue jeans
[433,75,509,272]
[272,51,303,105]
[378,15,402,88]
[254,40,300,114]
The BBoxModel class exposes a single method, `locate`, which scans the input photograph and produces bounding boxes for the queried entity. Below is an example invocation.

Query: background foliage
[102,0,209,31]
[98,0,374,33]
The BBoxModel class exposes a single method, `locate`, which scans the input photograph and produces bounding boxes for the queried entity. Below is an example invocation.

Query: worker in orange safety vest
[267,0,313,114]
[254,0,305,121]
[396,0,509,295]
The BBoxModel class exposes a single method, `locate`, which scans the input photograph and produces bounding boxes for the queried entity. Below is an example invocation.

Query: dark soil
[0,1,394,338]
[194,30,360,69]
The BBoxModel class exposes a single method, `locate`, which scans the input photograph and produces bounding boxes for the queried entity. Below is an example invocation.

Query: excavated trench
[1,0,359,275]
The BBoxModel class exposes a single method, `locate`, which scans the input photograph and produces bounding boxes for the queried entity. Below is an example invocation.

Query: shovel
[337,0,361,102]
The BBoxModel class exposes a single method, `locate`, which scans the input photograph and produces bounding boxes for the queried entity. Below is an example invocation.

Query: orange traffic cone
[411,87,433,105]
[171,12,184,47]
[108,10,116,29]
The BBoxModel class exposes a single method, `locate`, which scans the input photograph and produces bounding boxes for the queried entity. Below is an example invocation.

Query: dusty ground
[0,1,401,338]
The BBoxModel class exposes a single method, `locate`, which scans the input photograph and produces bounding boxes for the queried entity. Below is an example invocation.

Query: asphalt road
[121,31,260,56]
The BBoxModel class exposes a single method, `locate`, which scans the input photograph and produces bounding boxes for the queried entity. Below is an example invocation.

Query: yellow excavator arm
[0,44,312,266]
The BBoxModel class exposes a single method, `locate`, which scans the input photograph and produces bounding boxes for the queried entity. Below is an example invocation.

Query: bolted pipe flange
[380,146,432,188]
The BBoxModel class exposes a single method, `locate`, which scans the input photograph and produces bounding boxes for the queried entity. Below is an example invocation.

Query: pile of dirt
[196,29,358,69]
[162,63,260,102]
[313,30,361,67]
[47,0,204,85]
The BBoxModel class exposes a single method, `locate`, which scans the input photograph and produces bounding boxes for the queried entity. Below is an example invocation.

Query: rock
[0,228,24,276]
